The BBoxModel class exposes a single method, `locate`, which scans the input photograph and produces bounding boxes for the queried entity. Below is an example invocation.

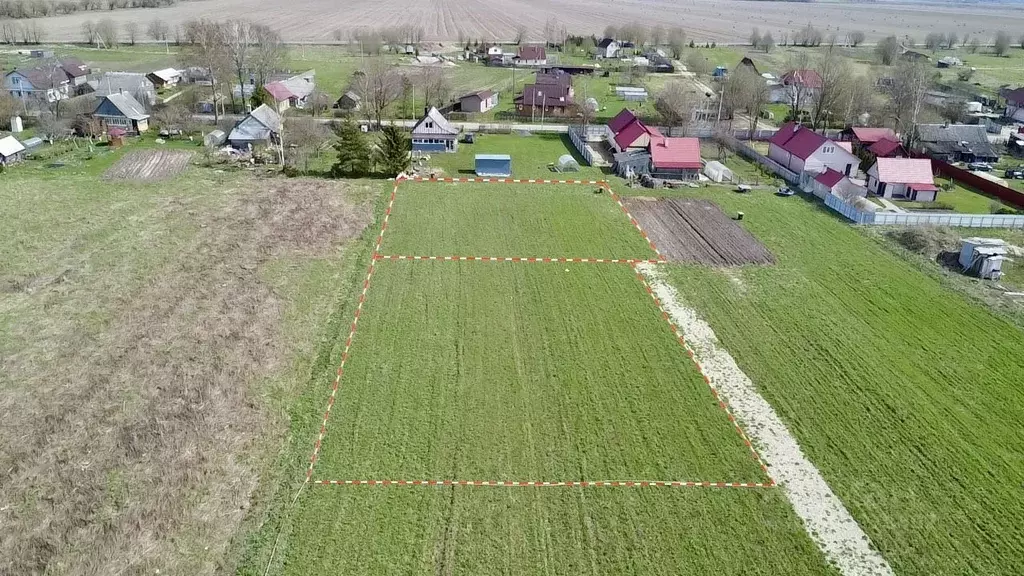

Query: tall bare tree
[749,27,761,50]
[96,18,118,47]
[810,43,851,130]
[182,19,229,124]
[147,18,168,41]
[357,57,402,127]
[123,21,138,45]
[224,20,254,112]
[82,20,97,45]
[655,80,697,136]
[251,24,284,88]
[650,25,665,48]
[886,60,933,145]
[667,27,685,59]
[783,51,812,120]
[875,35,901,65]
[849,30,865,47]
[994,31,1011,56]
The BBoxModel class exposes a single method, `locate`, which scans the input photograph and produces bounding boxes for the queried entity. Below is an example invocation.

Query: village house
[772,69,822,106]
[807,168,866,200]
[263,70,316,113]
[228,104,282,149]
[85,72,156,106]
[596,38,620,59]
[515,83,572,117]
[736,56,760,76]
[146,68,181,89]
[411,106,459,153]
[1003,87,1024,122]
[648,136,701,180]
[333,90,361,112]
[913,123,999,164]
[92,92,150,134]
[607,108,661,153]
[867,138,907,159]
[515,45,547,66]
[867,157,939,202]
[60,57,90,89]
[607,108,701,180]
[4,65,69,102]
[843,127,898,151]
[459,90,498,113]
[768,121,859,176]
[535,70,574,97]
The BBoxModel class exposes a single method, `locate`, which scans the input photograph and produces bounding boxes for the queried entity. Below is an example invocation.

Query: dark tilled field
[625,197,774,266]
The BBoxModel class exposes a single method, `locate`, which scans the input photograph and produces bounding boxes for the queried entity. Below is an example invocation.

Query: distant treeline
[0,0,185,19]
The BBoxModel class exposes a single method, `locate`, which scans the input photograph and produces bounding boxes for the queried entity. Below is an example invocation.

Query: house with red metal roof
[515,45,547,66]
[866,158,938,202]
[844,127,898,148]
[262,70,316,113]
[768,122,859,177]
[649,136,701,180]
[605,108,662,152]
[867,138,907,159]
[807,168,866,200]
[770,69,823,106]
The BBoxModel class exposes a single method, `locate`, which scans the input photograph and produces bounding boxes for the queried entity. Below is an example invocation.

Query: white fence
[567,125,594,166]
[824,193,1024,228]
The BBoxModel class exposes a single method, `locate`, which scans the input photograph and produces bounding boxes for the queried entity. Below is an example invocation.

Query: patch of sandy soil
[0,178,372,575]
[636,262,894,576]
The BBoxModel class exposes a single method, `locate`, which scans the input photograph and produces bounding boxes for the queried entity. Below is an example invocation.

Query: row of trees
[0,0,175,18]
[0,19,44,43]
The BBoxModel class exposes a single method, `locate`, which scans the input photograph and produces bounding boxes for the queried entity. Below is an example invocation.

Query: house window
[822,145,835,154]
[425,121,433,128]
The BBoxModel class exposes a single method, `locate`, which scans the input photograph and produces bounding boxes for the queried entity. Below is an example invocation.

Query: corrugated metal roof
[608,109,637,133]
[0,135,26,157]
[476,154,511,160]
[769,122,828,160]
[411,107,458,136]
[851,127,896,144]
[874,158,935,186]
[815,168,846,188]
[264,82,295,102]
[149,68,179,82]
[649,137,701,169]
[88,72,153,97]
[98,92,149,120]
[249,104,283,132]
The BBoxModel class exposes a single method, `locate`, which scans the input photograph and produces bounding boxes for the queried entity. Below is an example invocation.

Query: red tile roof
[517,45,547,61]
[815,168,846,188]
[608,109,637,133]
[650,137,701,169]
[874,158,935,187]
[868,138,904,157]
[780,69,823,89]
[769,122,828,160]
[614,119,653,150]
[851,127,897,145]
[263,81,294,102]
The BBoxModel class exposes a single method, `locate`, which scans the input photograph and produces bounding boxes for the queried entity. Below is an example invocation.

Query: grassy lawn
[314,261,766,481]
[383,182,653,258]
[422,132,603,180]
[284,487,835,576]
[894,178,1016,213]
[657,189,1024,576]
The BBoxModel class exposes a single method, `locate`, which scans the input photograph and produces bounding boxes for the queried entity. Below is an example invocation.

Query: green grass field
[641,188,1024,576]
[422,134,604,180]
[382,182,653,258]
[313,262,765,481]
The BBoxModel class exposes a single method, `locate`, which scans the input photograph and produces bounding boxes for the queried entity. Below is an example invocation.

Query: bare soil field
[0,177,372,575]
[104,149,193,181]
[18,0,1024,43]
[624,197,774,265]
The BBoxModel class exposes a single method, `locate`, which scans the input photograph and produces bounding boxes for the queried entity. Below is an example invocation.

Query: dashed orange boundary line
[312,479,773,488]
[406,176,605,185]
[304,180,398,481]
[629,263,775,486]
[604,185,664,260]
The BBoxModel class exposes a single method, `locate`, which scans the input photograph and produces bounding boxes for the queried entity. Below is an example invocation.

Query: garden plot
[104,149,192,181]
[624,198,774,265]
[312,261,766,483]
[383,182,657,259]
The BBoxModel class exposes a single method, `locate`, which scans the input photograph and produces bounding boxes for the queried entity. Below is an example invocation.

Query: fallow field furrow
[284,487,838,576]
[313,262,764,482]
[382,183,655,258]
[652,190,1024,576]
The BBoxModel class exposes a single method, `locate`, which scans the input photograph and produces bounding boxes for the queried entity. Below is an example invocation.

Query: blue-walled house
[92,92,150,134]
[411,107,458,153]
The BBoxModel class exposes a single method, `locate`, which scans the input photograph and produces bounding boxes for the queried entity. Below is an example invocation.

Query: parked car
[1004,166,1024,179]
[968,162,993,172]
[776,187,796,197]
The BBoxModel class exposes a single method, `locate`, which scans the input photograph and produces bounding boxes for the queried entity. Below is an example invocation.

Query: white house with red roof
[607,108,701,180]
[807,168,866,200]
[606,108,661,153]
[262,70,316,113]
[768,122,859,177]
[866,158,938,202]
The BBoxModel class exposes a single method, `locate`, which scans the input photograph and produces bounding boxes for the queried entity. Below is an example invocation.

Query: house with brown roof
[1003,87,1024,122]
[4,65,70,103]
[60,57,90,88]
[515,83,572,117]
[515,45,547,66]
[768,122,859,176]
[867,157,938,202]
[459,90,498,113]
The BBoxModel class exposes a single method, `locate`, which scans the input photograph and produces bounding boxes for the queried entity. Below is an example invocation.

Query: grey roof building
[914,123,999,163]
[228,104,283,148]
[93,92,150,133]
[86,72,156,106]
[411,106,458,153]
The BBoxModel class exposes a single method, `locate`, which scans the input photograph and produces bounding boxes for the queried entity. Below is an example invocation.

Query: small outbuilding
[703,160,735,183]
[147,67,181,88]
[475,154,512,177]
[459,90,498,113]
[204,129,226,147]
[0,135,26,164]
[959,237,1010,280]
[554,154,580,172]
[334,90,361,112]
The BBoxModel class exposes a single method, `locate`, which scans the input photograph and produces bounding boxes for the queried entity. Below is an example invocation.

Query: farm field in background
[382,181,651,257]
[648,188,1024,576]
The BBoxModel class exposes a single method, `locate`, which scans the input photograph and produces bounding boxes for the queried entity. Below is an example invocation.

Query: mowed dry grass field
[18,0,1024,43]
[0,156,382,574]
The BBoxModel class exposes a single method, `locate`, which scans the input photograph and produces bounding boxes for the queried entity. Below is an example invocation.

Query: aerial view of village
[2,0,1024,574]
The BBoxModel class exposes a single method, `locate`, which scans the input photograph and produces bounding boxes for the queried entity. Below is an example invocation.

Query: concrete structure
[411,106,459,153]
[92,92,150,134]
[768,122,858,177]
[867,158,938,202]
[959,237,1010,280]
[0,135,26,165]
[228,104,282,148]
[475,154,512,177]
[459,90,498,113]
